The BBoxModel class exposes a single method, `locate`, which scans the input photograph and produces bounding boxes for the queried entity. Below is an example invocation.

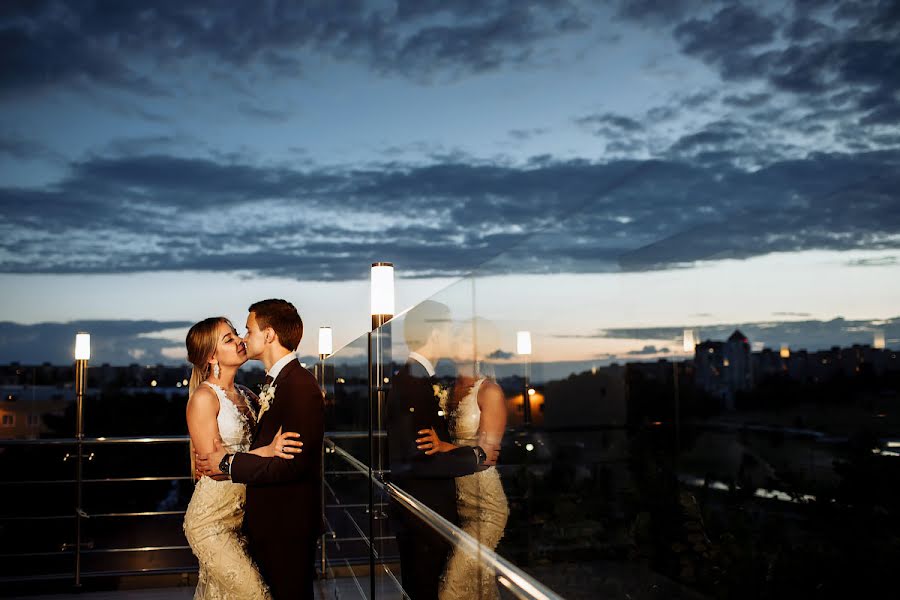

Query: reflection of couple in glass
[387,300,509,600]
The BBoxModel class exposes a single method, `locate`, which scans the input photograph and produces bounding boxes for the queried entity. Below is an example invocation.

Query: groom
[196,299,324,600]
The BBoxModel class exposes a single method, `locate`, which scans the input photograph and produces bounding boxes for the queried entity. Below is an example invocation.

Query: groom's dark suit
[387,358,481,600]
[231,358,324,600]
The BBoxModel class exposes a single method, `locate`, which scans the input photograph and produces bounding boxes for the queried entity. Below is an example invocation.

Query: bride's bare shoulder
[186,384,217,412]
[477,379,505,404]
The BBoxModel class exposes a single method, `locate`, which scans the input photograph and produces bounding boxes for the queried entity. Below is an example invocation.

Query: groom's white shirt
[227,351,298,469]
[408,351,435,377]
[267,351,298,382]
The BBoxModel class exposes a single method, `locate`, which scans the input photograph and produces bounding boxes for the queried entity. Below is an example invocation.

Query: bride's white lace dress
[183,382,270,600]
[439,378,510,600]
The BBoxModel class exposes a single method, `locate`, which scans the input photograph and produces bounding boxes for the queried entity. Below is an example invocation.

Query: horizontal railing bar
[88,510,186,518]
[0,514,74,521]
[84,545,191,554]
[0,550,71,558]
[0,504,389,522]
[1,471,387,486]
[0,476,193,485]
[0,566,201,584]
[0,545,193,558]
[0,431,382,446]
[0,538,389,559]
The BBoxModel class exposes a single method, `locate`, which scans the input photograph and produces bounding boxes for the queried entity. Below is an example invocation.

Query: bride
[182,317,302,600]
[417,318,510,600]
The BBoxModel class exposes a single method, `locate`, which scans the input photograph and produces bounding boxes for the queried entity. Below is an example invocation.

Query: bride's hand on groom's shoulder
[252,426,303,459]
[416,428,456,455]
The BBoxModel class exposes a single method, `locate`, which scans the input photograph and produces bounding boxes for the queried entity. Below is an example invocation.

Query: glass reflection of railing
[326,439,563,600]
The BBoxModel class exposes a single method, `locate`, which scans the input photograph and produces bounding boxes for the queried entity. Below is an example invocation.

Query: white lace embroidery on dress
[183,382,270,600]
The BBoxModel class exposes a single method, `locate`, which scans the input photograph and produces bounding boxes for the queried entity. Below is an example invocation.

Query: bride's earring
[213,363,220,379]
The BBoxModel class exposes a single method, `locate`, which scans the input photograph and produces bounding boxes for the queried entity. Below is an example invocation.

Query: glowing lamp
[318,326,333,358]
[517,331,532,356]
[75,333,91,361]
[370,262,395,329]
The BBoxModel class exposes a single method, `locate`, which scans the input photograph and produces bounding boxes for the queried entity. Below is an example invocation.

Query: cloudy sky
[1,0,898,365]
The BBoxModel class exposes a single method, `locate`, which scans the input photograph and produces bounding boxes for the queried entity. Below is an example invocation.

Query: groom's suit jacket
[386,358,481,600]
[231,358,324,600]
[387,359,480,515]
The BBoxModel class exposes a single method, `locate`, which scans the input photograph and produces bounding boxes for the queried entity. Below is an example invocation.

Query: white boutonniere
[258,383,277,420]
[433,383,449,415]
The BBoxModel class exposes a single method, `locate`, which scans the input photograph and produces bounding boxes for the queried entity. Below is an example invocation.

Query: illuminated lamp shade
[318,327,333,357]
[517,331,532,356]
[370,262,395,328]
[75,333,91,361]
[683,328,698,352]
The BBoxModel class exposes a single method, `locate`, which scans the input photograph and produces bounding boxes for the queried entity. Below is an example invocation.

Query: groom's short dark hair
[249,299,304,351]
[403,300,451,351]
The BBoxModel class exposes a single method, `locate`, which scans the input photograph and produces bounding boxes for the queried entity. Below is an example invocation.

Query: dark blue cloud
[0,0,593,95]
[1,148,897,280]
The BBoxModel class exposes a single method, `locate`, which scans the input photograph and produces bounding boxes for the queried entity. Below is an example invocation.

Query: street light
[516,331,532,356]
[317,326,332,393]
[517,331,532,425]
[318,326,333,359]
[368,262,394,540]
[370,262,394,330]
[683,328,698,353]
[316,325,333,575]
[73,332,90,588]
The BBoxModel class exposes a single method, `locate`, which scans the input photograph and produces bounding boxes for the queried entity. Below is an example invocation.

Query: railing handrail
[0,430,383,446]
[326,440,565,600]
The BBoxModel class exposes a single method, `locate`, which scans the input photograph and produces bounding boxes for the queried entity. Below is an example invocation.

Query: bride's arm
[186,387,228,481]
[475,381,506,466]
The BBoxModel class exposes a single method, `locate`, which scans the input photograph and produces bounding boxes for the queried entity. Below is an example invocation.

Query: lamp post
[517,331,532,425]
[317,326,332,578]
[317,327,332,393]
[74,332,90,588]
[368,262,394,594]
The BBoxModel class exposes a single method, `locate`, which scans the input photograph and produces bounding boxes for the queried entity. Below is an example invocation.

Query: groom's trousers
[250,532,317,600]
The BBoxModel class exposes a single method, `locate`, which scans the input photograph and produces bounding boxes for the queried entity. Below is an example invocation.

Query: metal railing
[2,429,560,599]
[0,431,388,586]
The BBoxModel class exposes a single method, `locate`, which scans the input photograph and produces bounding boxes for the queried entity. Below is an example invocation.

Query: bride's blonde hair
[186,317,234,395]
[185,317,233,480]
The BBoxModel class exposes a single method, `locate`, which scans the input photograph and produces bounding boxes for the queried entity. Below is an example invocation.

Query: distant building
[0,384,85,439]
[695,330,751,410]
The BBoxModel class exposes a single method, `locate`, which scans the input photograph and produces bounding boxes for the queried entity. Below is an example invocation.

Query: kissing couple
[183,299,325,600]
